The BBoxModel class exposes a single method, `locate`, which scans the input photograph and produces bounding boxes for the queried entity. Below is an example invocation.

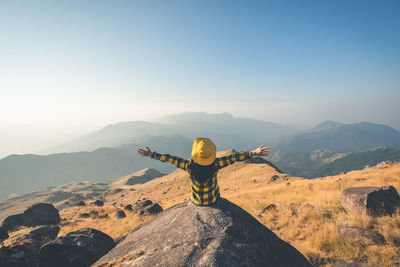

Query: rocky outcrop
[38,228,115,267]
[0,225,59,267]
[1,203,60,231]
[94,198,311,267]
[340,185,400,216]
[338,226,385,246]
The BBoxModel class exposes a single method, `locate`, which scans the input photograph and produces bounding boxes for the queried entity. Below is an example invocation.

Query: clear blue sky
[0,0,399,156]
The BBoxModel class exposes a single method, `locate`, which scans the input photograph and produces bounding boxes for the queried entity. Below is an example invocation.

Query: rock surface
[23,203,61,227]
[38,228,115,267]
[0,226,8,241]
[1,203,60,231]
[26,225,60,243]
[340,185,400,216]
[0,236,41,267]
[338,226,385,246]
[0,225,59,267]
[1,214,25,231]
[94,198,311,267]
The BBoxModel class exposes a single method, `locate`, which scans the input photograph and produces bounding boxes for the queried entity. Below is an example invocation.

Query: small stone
[269,175,279,182]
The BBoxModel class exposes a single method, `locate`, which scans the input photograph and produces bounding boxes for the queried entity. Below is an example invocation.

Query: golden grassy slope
[2,156,400,266]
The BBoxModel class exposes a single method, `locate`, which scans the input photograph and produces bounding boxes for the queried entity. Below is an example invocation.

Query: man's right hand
[137,146,152,157]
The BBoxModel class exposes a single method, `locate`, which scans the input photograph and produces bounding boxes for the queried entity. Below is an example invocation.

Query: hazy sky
[1,0,400,158]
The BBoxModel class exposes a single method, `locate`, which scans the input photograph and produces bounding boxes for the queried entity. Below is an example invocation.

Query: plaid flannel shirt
[151,151,253,206]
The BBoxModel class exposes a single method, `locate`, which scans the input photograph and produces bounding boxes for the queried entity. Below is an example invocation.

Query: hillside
[272,121,400,153]
[1,151,400,266]
[0,135,191,202]
[271,147,400,178]
[3,116,400,203]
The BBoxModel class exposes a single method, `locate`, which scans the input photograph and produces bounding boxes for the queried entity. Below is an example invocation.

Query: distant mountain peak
[312,121,344,132]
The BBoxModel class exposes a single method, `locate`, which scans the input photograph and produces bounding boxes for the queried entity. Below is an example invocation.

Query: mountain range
[1,112,400,201]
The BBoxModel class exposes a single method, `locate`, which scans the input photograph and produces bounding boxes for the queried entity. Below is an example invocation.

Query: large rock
[338,226,385,246]
[27,225,60,242]
[1,214,25,231]
[38,228,115,267]
[1,203,60,231]
[0,236,41,267]
[340,185,400,216]
[23,203,61,227]
[94,198,311,267]
[0,225,60,267]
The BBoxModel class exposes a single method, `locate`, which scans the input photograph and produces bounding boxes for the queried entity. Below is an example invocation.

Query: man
[137,137,270,206]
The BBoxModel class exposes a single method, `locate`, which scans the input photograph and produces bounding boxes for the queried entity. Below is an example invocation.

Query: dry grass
[2,159,400,266]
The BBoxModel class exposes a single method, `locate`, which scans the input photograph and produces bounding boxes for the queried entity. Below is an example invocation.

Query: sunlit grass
[2,160,400,266]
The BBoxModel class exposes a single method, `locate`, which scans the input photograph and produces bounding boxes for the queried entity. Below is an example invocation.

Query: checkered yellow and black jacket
[151,151,253,206]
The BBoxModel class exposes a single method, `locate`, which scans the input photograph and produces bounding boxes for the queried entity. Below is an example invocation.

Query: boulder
[0,225,59,267]
[0,226,8,242]
[26,225,60,242]
[38,228,115,267]
[92,200,104,207]
[337,226,385,246]
[94,198,311,267]
[133,200,163,216]
[1,214,25,231]
[143,203,163,215]
[23,203,61,227]
[124,204,133,211]
[340,185,400,216]
[73,201,86,206]
[115,210,126,219]
[0,236,41,267]
[133,199,153,212]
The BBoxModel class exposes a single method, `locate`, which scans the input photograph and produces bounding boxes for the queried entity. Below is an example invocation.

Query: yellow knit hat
[191,137,216,166]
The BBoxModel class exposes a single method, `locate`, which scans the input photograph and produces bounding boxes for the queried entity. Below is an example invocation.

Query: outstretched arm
[137,146,189,170]
[215,145,271,168]
[251,144,271,157]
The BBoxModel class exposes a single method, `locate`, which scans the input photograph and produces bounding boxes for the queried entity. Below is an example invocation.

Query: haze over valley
[1,112,400,202]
